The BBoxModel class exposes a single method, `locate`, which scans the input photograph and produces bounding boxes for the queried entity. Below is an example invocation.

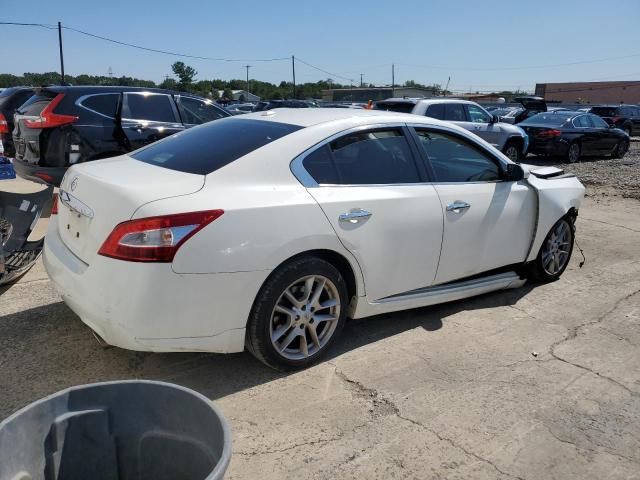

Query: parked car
[252,100,311,111]
[226,103,255,115]
[0,87,35,157]
[492,107,525,124]
[589,105,640,136]
[519,111,630,162]
[375,98,528,161]
[12,86,230,186]
[44,109,584,369]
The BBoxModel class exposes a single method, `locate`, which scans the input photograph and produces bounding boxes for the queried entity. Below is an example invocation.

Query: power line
[295,57,354,83]
[0,21,57,29]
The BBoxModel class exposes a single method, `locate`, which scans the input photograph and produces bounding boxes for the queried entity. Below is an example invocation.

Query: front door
[119,92,184,150]
[460,103,502,148]
[412,128,537,284]
[299,127,444,301]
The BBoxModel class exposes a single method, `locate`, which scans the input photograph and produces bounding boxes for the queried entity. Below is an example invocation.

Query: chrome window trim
[572,115,589,129]
[75,93,120,120]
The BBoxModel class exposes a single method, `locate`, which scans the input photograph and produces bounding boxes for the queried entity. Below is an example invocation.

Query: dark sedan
[519,111,630,163]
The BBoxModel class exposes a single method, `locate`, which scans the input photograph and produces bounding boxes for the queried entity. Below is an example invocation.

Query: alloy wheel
[505,146,519,162]
[269,275,341,360]
[541,220,572,276]
[568,144,580,163]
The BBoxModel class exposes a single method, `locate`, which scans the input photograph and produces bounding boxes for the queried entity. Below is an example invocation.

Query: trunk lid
[513,96,547,113]
[56,156,205,264]
[12,90,57,165]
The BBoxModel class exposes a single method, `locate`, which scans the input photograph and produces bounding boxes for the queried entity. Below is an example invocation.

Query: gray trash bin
[0,380,232,480]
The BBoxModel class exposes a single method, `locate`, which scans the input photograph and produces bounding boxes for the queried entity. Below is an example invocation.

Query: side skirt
[353,271,526,319]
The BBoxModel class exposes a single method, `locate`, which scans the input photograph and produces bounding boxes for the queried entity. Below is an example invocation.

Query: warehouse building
[535,81,640,104]
[322,86,436,102]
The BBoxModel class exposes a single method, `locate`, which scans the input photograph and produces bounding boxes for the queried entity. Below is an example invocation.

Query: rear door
[572,114,599,154]
[298,126,444,301]
[412,127,536,284]
[589,114,620,151]
[119,92,184,150]
[175,95,230,127]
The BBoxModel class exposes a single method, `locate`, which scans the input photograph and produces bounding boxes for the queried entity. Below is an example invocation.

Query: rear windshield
[590,107,618,117]
[519,112,573,126]
[374,102,416,114]
[131,118,303,175]
[15,91,56,116]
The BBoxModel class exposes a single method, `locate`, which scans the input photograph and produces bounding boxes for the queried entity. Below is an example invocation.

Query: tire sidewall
[614,139,629,159]
[247,257,348,370]
[533,217,575,282]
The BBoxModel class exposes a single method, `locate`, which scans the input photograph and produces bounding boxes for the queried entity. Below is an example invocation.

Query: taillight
[51,193,59,215]
[538,129,562,138]
[0,113,8,134]
[98,210,224,262]
[611,116,621,124]
[24,94,78,129]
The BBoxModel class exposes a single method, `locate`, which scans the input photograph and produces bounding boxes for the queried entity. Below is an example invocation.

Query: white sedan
[44,109,585,369]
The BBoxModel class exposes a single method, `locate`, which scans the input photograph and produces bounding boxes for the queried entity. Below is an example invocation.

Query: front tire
[246,256,348,370]
[612,138,629,159]
[529,217,575,282]
[502,140,521,162]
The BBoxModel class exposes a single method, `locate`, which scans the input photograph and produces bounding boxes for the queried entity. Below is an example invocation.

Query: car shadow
[0,283,536,416]
[523,153,612,166]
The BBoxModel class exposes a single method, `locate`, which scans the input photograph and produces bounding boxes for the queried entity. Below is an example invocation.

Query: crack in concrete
[235,434,347,456]
[329,363,525,480]
[580,217,640,234]
[549,288,640,397]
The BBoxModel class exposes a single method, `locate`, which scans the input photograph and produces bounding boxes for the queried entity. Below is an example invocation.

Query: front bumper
[43,218,270,353]
[12,158,66,186]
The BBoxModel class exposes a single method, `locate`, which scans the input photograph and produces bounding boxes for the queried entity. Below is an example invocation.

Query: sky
[2,0,640,92]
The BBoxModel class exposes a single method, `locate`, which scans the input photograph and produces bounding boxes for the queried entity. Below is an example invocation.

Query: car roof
[39,85,182,95]
[235,107,457,129]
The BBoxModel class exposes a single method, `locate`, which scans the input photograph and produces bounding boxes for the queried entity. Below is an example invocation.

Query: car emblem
[70,177,79,192]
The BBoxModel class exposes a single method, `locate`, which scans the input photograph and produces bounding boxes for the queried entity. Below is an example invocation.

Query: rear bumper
[12,158,66,186]
[43,218,271,353]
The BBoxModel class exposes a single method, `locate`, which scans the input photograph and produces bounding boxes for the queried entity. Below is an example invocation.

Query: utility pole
[360,73,363,88]
[57,21,65,84]
[244,64,251,97]
[292,56,296,99]
[391,64,395,97]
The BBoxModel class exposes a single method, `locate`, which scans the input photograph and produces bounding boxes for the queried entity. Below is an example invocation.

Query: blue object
[0,157,16,180]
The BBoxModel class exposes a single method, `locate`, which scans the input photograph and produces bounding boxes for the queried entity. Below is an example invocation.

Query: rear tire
[623,126,632,137]
[246,256,348,371]
[612,138,629,159]
[566,142,580,163]
[528,216,575,283]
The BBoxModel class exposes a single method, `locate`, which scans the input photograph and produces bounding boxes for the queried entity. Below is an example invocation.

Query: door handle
[446,201,471,213]
[339,208,372,223]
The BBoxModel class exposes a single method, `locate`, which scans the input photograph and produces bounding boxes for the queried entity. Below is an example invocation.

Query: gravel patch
[524,138,640,199]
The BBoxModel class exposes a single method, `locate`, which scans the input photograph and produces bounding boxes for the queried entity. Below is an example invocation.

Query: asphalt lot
[1,145,639,479]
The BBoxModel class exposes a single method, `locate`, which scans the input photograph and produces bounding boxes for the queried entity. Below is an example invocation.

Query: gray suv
[375,98,529,161]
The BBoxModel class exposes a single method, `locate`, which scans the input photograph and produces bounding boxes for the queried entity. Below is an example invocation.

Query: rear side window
[132,118,302,175]
[425,104,445,119]
[374,102,416,114]
[443,104,467,121]
[323,129,420,185]
[15,92,56,115]
[80,93,119,118]
[123,93,176,122]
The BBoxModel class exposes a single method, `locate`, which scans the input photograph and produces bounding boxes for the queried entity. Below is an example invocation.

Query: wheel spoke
[314,314,337,324]
[308,324,321,348]
[271,324,291,343]
[318,298,338,310]
[279,328,300,351]
[284,288,302,308]
[309,278,326,307]
[303,277,315,303]
[299,335,308,356]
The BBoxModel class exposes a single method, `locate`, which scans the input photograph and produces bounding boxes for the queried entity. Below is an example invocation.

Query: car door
[572,114,598,154]
[411,127,536,285]
[119,92,184,150]
[297,126,444,301]
[175,95,230,127]
[462,103,502,148]
[588,114,619,152]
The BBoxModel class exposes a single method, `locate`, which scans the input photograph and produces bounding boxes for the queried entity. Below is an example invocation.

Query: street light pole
[245,64,251,99]
[392,63,395,97]
[57,21,65,84]
[292,56,296,99]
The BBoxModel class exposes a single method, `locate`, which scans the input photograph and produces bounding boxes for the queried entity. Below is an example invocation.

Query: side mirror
[489,114,499,124]
[505,163,524,181]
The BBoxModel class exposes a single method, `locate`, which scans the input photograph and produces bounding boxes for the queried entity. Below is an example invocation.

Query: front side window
[466,104,491,123]
[573,115,592,128]
[415,129,501,182]
[303,129,420,185]
[589,114,608,128]
[178,96,229,124]
[123,93,176,122]
[443,104,467,122]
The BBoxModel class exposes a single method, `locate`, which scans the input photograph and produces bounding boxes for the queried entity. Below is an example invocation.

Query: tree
[159,78,178,90]
[222,88,234,100]
[171,61,197,91]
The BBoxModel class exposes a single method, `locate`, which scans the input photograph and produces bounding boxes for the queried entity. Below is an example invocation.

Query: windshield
[132,118,303,175]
